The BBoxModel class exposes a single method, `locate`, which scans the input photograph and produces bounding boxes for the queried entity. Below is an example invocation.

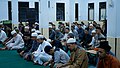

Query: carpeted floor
[0,44,49,68]
[0,44,96,68]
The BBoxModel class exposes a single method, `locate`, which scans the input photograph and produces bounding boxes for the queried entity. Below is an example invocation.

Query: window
[48,1,50,8]
[8,1,12,20]
[56,3,65,21]
[18,2,29,22]
[88,3,94,21]
[35,2,39,22]
[75,3,78,21]
[99,2,106,21]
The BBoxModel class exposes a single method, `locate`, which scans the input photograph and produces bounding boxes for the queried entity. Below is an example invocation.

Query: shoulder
[54,50,60,56]
[110,55,120,64]
[44,41,51,45]
[1,30,6,34]
[77,48,86,55]
[17,34,23,38]
[110,57,120,67]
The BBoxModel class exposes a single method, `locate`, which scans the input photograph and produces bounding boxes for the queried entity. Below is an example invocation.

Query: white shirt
[89,37,95,46]
[33,41,51,56]
[54,49,70,64]
[0,30,7,42]
[6,34,24,46]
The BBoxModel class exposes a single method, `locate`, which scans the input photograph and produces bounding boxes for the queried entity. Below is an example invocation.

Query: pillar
[0,0,8,21]
[69,0,75,30]
[39,0,49,38]
[78,0,88,21]
[12,0,18,28]
[107,0,120,60]
[69,0,75,23]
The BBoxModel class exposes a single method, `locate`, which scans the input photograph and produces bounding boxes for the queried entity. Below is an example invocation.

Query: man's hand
[56,65,63,68]
[20,51,24,56]
[24,54,28,59]
[43,62,49,66]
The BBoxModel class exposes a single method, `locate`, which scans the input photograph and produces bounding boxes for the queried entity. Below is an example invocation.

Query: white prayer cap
[25,26,29,29]
[0,23,3,25]
[89,24,93,26]
[31,29,36,32]
[56,28,60,30]
[31,33,38,37]
[35,30,41,34]
[26,22,29,24]
[92,30,96,33]
[47,39,52,42]
[67,38,76,44]
[49,26,52,28]
[11,30,17,35]
[37,35,44,39]
[35,22,38,25]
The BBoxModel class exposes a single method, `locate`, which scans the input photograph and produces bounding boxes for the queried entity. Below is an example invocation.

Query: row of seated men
[0,22,120,68]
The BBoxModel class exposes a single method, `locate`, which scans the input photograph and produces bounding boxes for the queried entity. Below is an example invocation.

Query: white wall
[79,0,88,21]
[69,0,75,23]
[6,0,108,22]
[12,0,18,24]
[48,0,56,22]
[0,0,108,22]
[8,0,39,2]
[39,0,49,28]
[0,0,8,21]
[29,0,35,8]
[55,0,69,22]
[84,0,107,21]
[107,0,120,60]
[116,0,120,38]
[107,0,120,38]
[78,0,105,21]
[47,0,107,22]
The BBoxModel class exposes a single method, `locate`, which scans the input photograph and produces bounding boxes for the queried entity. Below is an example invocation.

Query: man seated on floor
[0,30,24,50]
[18,33,37,55]
[57,38,88,68]
[97,41,120,68]
[0,25,8,44]
[22,33,39,61]
[43,46,70,68]
[31,35,52,65]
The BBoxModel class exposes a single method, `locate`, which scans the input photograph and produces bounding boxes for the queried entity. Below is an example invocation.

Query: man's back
[68,47,88,68]
[54,49,70,64]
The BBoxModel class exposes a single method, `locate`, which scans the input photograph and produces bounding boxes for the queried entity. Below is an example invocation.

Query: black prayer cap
[98,41,111,52]
[68,33,74,38]
[98,38,106,41]
[85,28,89,31]
[96,27,102,30]
[44,46,52,53]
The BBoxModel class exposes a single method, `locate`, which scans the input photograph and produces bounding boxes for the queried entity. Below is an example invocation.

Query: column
[69,0,75,30]
[65,0,69,22]
[69,0,75,23]
[39,0,49,38]
[12,0,18,26]
[78,0,88,21]
[0,0,8,21]
[48,0,55,22]
[94,1,99,21]
[107,0,120,60]
[78,0,81,21]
